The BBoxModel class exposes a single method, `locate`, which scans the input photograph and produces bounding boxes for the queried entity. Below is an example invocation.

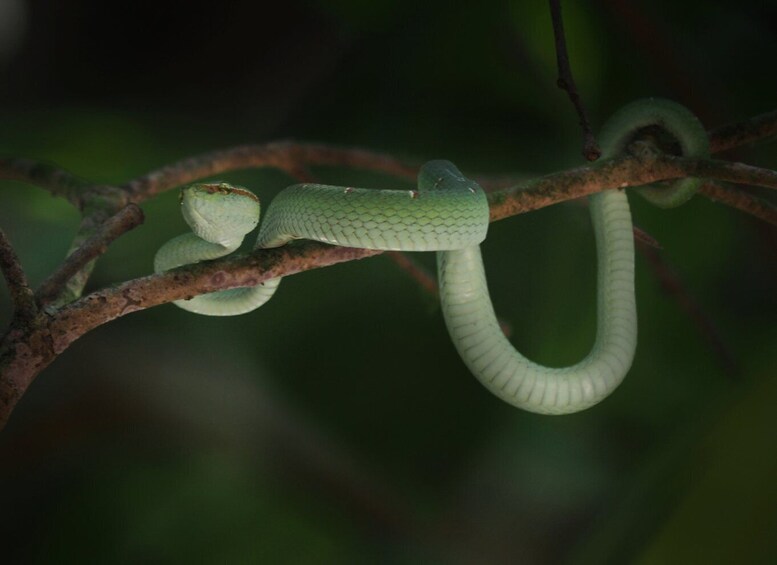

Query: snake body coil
[155,99,708,414]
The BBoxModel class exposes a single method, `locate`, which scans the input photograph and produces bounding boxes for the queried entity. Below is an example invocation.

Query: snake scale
[155,99,709,414]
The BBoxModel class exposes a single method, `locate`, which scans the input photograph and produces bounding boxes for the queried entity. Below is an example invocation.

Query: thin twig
[709,109,777,154]
[0,229,37,325]
[692,158,777,191]
[633,225,662,249]
[549,0,600,161]
[698,182,777,227]
[123,142,419,202]
[387,252,439,297]
[4,106,775,206]
[44,187,132,307]
[638,243,739,378]
[36,204,145,306]
[0,157,91,206]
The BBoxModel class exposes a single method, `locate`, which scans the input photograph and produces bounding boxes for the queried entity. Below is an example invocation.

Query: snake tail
[598,97,710,208]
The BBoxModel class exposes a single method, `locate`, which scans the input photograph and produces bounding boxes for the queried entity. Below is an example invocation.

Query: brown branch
[123,141,419,202]
[6,149,776,429]
[36,204,145,306]
[387,252,439,297]
[633,225,662,249]
[3,107,775,206]
[709,109,777,153]
[639,243,739,378]
[692,158,777,191]
[698,182,777,227]
[43,188,132,308]
[549,0,600,161]
[0,241,384,429]
[0,157,90,206]
[489,155,777,222]
[0,229,37,325]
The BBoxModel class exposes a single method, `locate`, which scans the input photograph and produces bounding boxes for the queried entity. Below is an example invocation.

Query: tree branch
[489,155,777,222]
[639,243,739,378]
[123,141,419,202]
[387,251,439,297]
[708,109,777,153]
[0,229,37,326]
[549,0,600,161]
[0,157,91,207]
[3,108,775,206]
[698,182,777,227]
[36,204,145,306]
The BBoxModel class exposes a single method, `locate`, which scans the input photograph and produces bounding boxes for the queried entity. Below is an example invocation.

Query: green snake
[155,98,709,414]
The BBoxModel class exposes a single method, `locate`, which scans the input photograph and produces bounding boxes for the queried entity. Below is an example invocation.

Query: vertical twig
[549,0,601,161]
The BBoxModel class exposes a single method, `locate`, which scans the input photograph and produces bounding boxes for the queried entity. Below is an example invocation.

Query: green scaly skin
[154,99,708,414]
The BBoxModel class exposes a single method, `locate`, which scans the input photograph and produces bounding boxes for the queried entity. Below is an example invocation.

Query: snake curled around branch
[154,98,709,414]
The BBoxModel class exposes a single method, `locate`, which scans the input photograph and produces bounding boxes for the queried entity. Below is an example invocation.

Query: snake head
[180,182,261,244]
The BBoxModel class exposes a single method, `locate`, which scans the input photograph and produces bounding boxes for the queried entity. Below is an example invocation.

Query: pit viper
[155,98,708,414]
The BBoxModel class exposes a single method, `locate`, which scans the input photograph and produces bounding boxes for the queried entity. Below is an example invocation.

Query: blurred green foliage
[1,1,775,563]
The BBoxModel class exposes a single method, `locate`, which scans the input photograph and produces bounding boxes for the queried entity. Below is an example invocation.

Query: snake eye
[178,190,185,205]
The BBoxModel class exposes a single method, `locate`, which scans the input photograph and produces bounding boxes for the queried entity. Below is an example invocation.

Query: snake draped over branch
[155,98,709,414]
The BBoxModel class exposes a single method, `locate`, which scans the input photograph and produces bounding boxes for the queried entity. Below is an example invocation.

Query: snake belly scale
[155,99,709,414]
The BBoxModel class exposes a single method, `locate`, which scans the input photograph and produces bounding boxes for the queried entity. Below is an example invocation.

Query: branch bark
[0,157,91,207]
[549,0,600,161]
[708,109,777,153]
[698,182,777,227]
[123,141,418,203]
[36,204,145,306]
[0,229,37,325]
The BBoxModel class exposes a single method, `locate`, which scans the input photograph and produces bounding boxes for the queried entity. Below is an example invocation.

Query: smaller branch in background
[489,154,777,223]
[692,158,777,191]
[709,109,777,154]
[123,142,419,202]
[633,225,662,249]
[285,164,318,183]
[43,188,133,308]
[0,157,91,206]
[0,229,37,325]
[549,0,601,161]
[387,251,439,298]
[699,182,777,228]
[638,243,739,379]
[36,204,145,306]
[386,251,513,337]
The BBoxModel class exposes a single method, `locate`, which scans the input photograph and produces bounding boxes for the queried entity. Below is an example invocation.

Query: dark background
[1,1,776,563]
